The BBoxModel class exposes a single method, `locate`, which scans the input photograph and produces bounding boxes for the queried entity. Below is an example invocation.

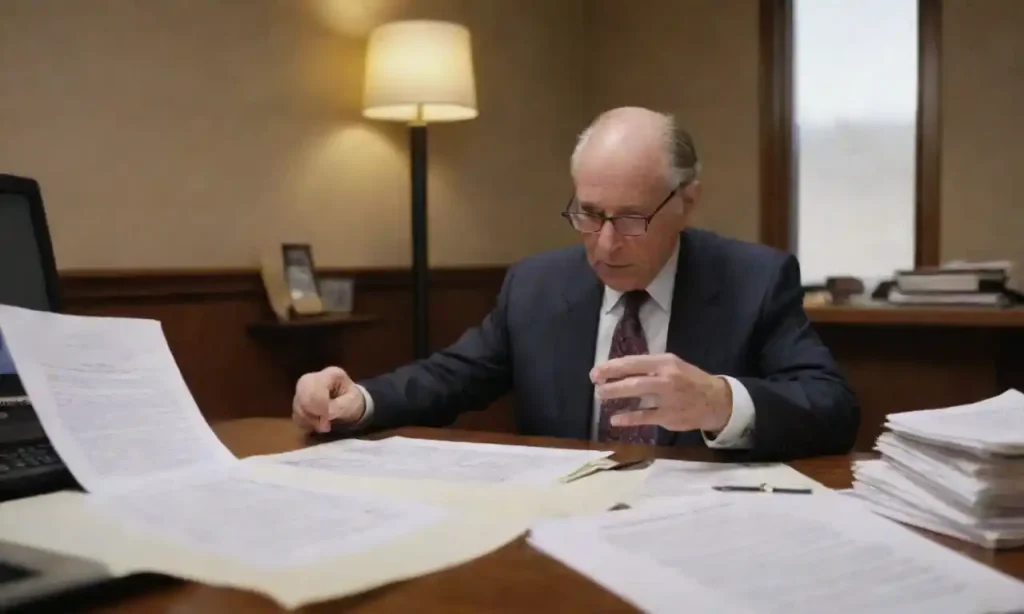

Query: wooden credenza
[806,304,1024,451]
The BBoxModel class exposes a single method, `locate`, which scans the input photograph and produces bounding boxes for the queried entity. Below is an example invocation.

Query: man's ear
[682,180,702,204]
[681,180,702,223]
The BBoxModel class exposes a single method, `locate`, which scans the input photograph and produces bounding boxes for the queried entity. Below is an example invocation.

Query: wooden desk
[101,419,1024,613]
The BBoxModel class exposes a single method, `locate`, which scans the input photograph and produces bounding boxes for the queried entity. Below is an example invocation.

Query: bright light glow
[363,20,478,124]
[794,0,918,285]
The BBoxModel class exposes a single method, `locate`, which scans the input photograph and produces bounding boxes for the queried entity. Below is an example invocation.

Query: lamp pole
[410,113,429,359]
[362,22,478,360]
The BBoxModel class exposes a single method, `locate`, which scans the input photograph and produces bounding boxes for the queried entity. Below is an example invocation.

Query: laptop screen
[0,334,14,377]
[0,190,55,396]
[0,193,51,312]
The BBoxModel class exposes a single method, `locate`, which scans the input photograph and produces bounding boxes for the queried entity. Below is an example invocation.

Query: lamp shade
[362,20,478,124]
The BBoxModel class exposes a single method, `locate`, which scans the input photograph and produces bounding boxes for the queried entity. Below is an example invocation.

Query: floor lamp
[363,20,478,359]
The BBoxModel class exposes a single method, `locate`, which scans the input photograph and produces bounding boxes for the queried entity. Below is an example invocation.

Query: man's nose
[595,220,619,254]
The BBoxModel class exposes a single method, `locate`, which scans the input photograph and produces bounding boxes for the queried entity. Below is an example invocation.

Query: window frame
[758,0,942,268]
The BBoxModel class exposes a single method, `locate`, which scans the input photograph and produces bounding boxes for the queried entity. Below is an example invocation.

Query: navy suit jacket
[359,228,860,460]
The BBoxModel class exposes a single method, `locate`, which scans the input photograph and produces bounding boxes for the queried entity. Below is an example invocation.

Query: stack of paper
[852,389,1024,549]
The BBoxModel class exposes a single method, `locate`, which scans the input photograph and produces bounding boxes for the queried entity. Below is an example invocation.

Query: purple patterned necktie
[597,290,658,444]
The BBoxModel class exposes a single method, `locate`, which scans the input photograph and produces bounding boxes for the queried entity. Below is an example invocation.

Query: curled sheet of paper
[0,305,236,493]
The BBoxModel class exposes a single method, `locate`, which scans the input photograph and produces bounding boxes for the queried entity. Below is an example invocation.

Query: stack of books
[888,261,1013,306]
[852,389,1024,549]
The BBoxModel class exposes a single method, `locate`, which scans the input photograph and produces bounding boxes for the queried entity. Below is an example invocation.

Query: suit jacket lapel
[663,230,722,446]
[553,252,603,439]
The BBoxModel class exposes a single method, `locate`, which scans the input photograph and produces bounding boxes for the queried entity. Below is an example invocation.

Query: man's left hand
[591,354,733,434]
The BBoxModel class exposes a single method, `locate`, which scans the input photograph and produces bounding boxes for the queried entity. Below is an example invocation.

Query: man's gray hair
[570,111,702,187]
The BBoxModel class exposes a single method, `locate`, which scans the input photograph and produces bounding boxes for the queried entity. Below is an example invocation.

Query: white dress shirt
[356,240,756,447]
[590,240,754,448]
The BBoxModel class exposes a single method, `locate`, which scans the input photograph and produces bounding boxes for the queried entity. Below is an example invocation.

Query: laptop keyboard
[0,442,62,476]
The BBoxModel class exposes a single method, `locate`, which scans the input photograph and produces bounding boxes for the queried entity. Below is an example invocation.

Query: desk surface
[102,419,1024,612]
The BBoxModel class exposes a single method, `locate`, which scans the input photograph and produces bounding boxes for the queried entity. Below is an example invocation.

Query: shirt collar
[601,238,680,315]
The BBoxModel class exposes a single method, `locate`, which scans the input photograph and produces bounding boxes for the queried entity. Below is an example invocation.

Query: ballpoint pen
[712,483,813,494]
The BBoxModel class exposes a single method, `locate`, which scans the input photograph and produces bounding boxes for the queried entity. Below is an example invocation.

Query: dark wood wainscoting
[59,267,513,431]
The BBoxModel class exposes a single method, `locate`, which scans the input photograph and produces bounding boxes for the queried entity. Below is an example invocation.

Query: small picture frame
[282,242,325,317]
[319,276,355,314]
[282,243,320,303]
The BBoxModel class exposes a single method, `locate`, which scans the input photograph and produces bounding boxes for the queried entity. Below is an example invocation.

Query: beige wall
[587,0,762,243]
[940,0,1024,280]
[0,0,585,269]
[2,0,1019,271]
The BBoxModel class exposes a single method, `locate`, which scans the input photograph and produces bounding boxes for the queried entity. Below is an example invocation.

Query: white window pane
[794,0,918,286]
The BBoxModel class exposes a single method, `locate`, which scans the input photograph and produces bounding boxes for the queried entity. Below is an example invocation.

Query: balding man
[293,107,859,460]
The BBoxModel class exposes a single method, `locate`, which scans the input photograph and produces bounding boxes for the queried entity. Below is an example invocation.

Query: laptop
[0,174,77,501]
[0,342,74,501]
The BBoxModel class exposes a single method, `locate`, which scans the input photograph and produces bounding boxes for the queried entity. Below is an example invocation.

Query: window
[792,0,919,285]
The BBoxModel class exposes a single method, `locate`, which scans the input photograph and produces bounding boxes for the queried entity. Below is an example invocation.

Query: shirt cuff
[702,376,755,449]
[348,384,375,430]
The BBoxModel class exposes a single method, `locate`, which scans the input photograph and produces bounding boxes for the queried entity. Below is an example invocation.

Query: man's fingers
[610,409,662,427]
[322,366,354,395]
[591,355,666,382]
[328,388,365,423]
[295,374,326,417]
[291,396,318,432]
[591,354,684,383]
[610,408,703,432]
[292,409,313,431]
[293,366,355,434]
[596,375,667,400]
[307,389,363,434]
[292,387,317,422]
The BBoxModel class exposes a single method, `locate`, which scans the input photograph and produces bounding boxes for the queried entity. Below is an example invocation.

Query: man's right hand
[292,366,366,433]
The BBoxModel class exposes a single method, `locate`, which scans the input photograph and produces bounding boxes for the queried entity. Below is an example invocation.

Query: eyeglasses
[561,186,680,236]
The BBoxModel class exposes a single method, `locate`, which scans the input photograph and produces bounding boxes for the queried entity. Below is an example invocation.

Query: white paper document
[89,469,447,569]
[886,389,1024,456]
[630,459,826,504]
[258,435,612,485]
[528,494,1024,614]
[0,305,236,492]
